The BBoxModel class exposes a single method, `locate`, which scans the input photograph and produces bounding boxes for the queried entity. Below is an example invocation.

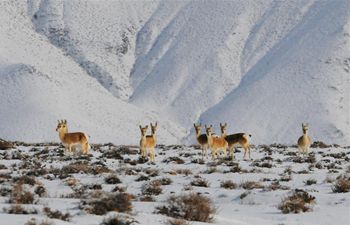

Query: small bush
[167,218,190,225]
[175,169,192,176]
[241,181,264,190]
[34,185,47,197]
[13,175,36,186]
[163,157,185,164]
[220,180,237,189]
[278,189,315,214]
[105,174,122,184]
[332,175,350,193]
[154,177,172,185]
[141,180,162,196]
[190,177,210,187]
[156,193,216,222]
[100,215,138,225]
[5,204,38,214]
[9,184,35,204]
[87,192,132,215]
[135,175,149,182]
[304,179,317,186]
[43,207,71,221]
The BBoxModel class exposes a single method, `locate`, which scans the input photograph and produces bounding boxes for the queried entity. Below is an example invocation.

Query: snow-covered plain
[0,144,349,225]
[0,0,349,145]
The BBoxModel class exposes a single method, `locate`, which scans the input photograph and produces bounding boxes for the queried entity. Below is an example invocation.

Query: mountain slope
[0,1,185,144]
[200,0,350,145]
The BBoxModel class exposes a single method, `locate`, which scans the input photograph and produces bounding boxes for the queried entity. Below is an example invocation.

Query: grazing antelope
[139,122,158,162]
[220,123,252,160]
[297,123,312,155]
[56,120,91,154]
[193,123,209,158]
[205,125,228,159]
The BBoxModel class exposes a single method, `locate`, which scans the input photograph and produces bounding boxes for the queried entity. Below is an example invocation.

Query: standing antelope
[139,122,158,162]
[220,123,252,160]
[205,125,228,159]
[297,123,312,155]
[56,120,91,154]
[194,123,209,158]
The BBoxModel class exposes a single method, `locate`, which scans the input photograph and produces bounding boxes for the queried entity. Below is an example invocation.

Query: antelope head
[150,122,158,135]
[56,120,67,132]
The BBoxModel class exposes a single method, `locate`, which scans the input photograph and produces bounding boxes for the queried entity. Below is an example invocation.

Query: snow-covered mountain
[1,0,349,145]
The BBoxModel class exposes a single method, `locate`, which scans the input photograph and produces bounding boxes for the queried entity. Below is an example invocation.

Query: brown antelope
[220,123,252,160]
[297,123,312,155]
[205,125,228,159]
[193,123,209,158]
[56,120,91,154]
[139,122,158,162]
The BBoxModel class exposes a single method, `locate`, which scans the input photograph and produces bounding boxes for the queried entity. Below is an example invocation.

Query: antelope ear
[146,125,148,129]
[220,123,222,127]
[155,122,158,127]
[210,124,213,128]
[64,120,67,124]
[225,123,227,126]
[139,125,142,130]
[193,123,196,127]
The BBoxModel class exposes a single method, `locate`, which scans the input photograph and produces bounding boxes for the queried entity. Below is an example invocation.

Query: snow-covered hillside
[0,0,349,145]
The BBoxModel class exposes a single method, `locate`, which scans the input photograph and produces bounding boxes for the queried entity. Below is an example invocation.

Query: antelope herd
[56,120,312,163]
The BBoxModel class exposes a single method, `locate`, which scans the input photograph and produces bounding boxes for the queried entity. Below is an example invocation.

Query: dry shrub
[304,179,317,186]
[13,175,36,186]
[154,177,172,185]
[190,177,210,187]
[278,189,315,214]
[105,174,122,184]
[220,180,237,189]
[86,192,133,215]
[5,204,38,214]
[141,180,162,196]
[101,215,138,225]
[163,156,185,164]
[332,175,350,193]
[43,207,71,221]
[156,193,216,222]
[34,185,47,197]
[135,175,149,182]
[144,168,159,177]
[139,195,155,202]
[24,218,54,225]
[241,181,264,190]
[311,141,331,148]
[167,218,190,225]
[175,169,192,176]
[9,184,35,204]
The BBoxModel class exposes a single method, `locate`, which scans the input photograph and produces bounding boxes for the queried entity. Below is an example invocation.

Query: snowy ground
[0,143,349,225]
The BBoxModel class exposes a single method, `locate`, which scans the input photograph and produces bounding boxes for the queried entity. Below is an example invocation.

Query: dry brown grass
[278,189,315,214]
[156,193,216,222]
[332,175,350,193]
[220,180,237,189]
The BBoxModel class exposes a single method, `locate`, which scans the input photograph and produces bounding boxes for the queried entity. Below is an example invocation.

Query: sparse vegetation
[220,180,237,189]
[241,181,264,190]
[84,192,133,215]
[100,215,138,225]
[141,180,163,196]
[156,193,216,222]
[278,189,315,213]
[43,207,71,221]
[190,177,210,187]
[332,175,350,193]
